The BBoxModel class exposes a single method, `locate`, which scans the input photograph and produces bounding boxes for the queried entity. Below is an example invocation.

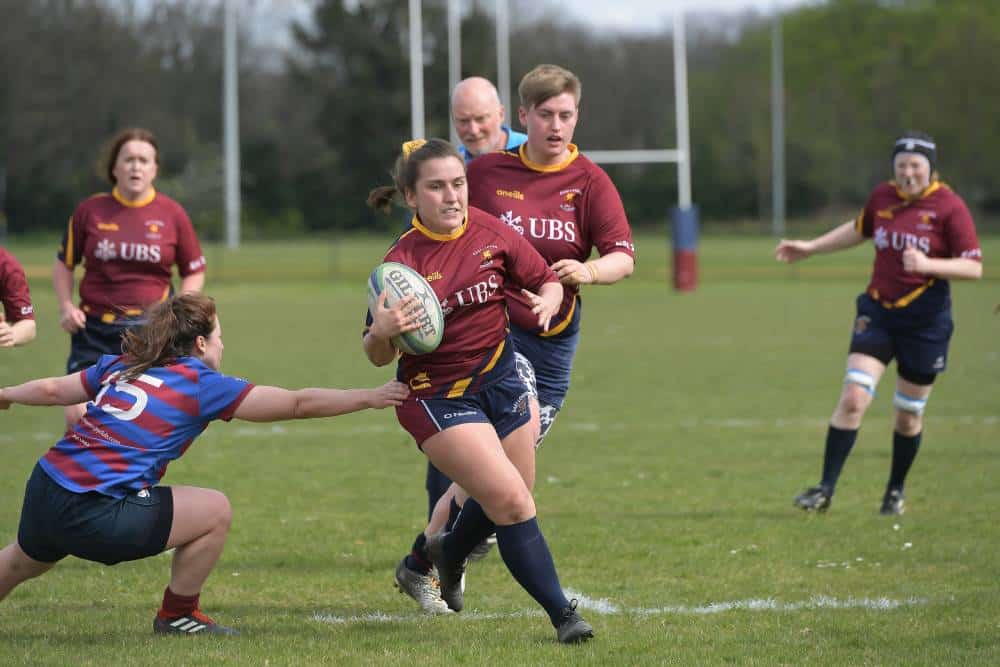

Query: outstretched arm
[0,373,89,410]
[775,221,865,263]
[232,380,409,422]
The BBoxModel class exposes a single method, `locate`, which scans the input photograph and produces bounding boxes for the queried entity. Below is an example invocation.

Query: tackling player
[0,294,408,635]
[776,131,983,515]
[53,128,207,427]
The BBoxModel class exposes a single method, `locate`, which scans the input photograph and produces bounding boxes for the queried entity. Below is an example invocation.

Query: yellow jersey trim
[411,213,468,241]
[112,186,156,208]
[518,143,580,173]
[63,216,76,268]
[444,339,506,398]
[891,179,941,202]
[868,279,935,309]
[540,294,577,337]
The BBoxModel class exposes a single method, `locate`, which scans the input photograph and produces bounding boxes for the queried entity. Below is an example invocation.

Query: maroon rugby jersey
[370,207,558,398]
[467,143,634,335]
[0,247,34,322]
[57,188,205,319]
[855,181,981,308]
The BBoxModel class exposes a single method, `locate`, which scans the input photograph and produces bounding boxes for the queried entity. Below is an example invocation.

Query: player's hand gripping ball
[367,262,444,355]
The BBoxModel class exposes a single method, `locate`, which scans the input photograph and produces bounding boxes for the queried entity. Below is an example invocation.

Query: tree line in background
[2,0,998,239]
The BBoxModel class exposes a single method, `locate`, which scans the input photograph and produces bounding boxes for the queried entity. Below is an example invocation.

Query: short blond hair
[517,64,581,110]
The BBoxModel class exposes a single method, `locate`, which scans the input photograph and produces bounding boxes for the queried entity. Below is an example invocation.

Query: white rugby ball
[367,262,444,355]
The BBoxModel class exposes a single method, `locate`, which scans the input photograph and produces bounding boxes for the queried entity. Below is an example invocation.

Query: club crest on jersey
[145,220,165,239]
[854,315,870,335]
[559,188,582,212]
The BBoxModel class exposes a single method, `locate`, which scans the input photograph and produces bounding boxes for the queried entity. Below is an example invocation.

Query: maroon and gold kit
[0,247,34,322]
[467,143,634,335]
[855,181,981,310]
[57,188,205,320]
[368,207,557,398]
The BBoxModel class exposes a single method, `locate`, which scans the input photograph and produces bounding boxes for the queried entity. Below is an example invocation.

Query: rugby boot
[555,599,594,644]
[425,532,466,612]
[794,485,832,512]
[394,558,451,614]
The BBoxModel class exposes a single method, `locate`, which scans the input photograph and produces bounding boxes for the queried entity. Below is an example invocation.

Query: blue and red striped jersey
[39,355,254,498]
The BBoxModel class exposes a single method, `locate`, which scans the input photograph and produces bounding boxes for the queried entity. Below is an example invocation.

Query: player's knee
[840,369,876,415]
[491,487,536,525]
[205,490,232,532]
[893,391,927,434]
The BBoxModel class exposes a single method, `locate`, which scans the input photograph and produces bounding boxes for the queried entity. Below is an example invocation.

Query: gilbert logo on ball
[368,262,445,355]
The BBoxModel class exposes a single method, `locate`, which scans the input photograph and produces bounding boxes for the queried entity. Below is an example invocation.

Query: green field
[1,234,997,665]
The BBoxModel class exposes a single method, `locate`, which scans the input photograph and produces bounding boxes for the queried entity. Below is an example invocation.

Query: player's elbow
[17,320,37,346]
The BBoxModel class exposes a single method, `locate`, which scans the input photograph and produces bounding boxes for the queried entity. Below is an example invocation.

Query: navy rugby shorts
[17,463,173,565]
[396,371,533,448]
[66,315,144,373]
[509,315,581,411]
[848,293,954,382]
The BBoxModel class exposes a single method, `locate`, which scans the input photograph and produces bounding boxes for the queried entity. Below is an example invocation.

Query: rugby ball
[367,262,444,355]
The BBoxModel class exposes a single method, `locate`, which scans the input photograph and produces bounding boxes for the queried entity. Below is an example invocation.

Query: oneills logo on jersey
[409,372,432,391]
[97,222,120,231]
[496,188,524,200]
[425,271,443,282]
[877,209,894,219]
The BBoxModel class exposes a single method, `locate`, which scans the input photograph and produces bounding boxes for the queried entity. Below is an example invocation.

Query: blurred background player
[365,138,593,643]
[53,128,206,427]
[451,76,527,163]
[0,246,36,348]
[0,293,408,635]
[776,131,982,515]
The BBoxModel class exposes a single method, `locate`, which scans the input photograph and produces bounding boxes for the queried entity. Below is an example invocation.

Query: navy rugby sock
[404,532,432,574]
[495,518,570,626]
[443,498,495,562]
[820,425,859,492]
[888,431,922,491]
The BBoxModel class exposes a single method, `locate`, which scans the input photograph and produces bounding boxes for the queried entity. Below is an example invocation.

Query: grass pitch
[1,234,997,665]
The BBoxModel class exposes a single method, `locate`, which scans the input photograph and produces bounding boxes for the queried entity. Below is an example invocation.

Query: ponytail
[120,294,217,381]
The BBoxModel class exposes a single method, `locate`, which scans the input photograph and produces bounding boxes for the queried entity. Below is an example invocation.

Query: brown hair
[120,294,217,381]
[104,128,160,185]
[517,64,582,110]
[366,138,464,214]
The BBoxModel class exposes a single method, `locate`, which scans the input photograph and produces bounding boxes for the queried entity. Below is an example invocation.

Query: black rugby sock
[404,532,432,574]
[444,497,462,532]
[495,518,570,626]
[443,498,495,562]
[820,425,859,492]
[888,430,922,491]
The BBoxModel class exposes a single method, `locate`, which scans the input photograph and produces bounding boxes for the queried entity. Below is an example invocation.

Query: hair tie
[402,139,427,159]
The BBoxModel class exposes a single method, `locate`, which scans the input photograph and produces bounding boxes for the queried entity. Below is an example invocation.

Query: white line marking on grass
[311,592,926,626]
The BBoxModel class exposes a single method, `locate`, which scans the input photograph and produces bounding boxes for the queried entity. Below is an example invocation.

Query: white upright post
[673,11,691,210]
[496,0,511,113]
[771,10,786,237]
[409,0,425,139]
[223,0,240,249]
[448,0,461,145]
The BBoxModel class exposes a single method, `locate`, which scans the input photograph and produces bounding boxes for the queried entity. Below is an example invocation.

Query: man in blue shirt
[452,77,527,163]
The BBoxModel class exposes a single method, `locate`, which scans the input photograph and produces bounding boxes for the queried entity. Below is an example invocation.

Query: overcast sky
[555,0,811,33]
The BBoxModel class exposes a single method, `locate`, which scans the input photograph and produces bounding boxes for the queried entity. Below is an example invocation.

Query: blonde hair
[518,64,581,110]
